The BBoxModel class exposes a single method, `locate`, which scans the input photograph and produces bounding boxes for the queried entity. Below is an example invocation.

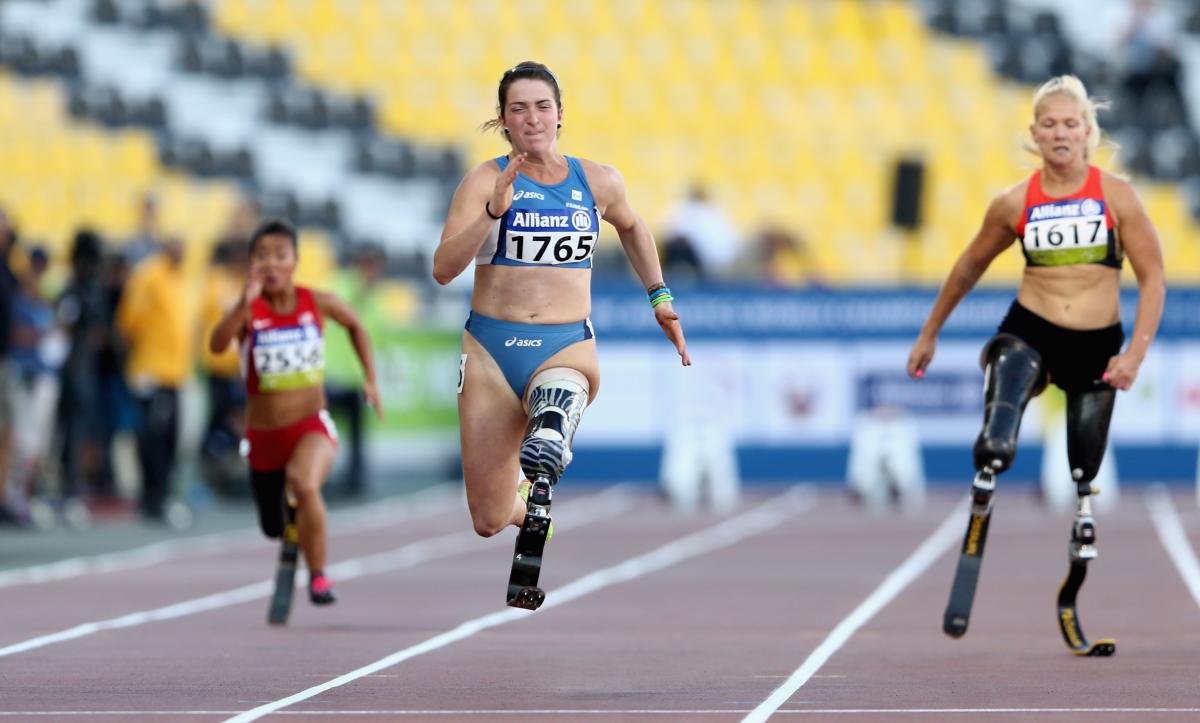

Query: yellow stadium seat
[201,0,1200,284]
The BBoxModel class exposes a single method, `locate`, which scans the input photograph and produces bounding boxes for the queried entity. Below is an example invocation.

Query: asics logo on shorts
[504,337,543,348]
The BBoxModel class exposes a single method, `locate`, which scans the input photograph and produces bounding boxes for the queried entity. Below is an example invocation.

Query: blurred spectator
[325,243,389,496]
[217,195,261,248]
[116,237,193,520]
[1115,0,1189,128]
[56,229,116,507]
[123,193,164,268]
[660,183,740,279]
[198,239,248,497]
[7,247,66,521]
[0,211,17,522]
[752,225,825,289]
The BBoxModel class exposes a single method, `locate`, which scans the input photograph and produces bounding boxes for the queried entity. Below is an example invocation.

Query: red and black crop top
[1014,165,1123,269]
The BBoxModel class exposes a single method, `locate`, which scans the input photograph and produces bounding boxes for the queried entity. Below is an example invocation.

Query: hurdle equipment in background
[847,407,926,512]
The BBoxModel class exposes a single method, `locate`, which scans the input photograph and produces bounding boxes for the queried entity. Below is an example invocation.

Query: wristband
[485,201,503,220]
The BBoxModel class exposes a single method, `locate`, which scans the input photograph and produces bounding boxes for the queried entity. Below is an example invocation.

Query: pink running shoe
[309,574,337,605]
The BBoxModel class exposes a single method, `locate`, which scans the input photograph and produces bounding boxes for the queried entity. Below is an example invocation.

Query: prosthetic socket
[520,371,588,485]
[973,335,1046,474]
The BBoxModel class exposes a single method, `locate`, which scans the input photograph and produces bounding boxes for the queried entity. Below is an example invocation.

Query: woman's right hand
[907,334,936,379]
[243,267,263,305]
[489,153,526,217]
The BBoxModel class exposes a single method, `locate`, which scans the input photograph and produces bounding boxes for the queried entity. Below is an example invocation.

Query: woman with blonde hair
[908,75,1165,656]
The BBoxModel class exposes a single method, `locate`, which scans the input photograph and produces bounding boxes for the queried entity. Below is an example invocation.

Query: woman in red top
[907,75,1165,654]
[210,219,382,605]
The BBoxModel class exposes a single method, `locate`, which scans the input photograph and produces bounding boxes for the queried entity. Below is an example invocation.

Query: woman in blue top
[433,62,690,590]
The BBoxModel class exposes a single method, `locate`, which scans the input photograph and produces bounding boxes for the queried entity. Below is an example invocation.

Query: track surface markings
[743,500,965,723]
[1145,485,1200,607]
[6,707,1200,717]
[0,487,631,659]
[224,487,817,723]
[0,486,460,589]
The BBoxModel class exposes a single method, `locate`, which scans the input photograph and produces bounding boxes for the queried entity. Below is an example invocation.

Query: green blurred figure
[324,244,416,495]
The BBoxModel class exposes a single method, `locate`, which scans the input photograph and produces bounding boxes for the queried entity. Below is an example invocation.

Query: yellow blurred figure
[116,238,193,520]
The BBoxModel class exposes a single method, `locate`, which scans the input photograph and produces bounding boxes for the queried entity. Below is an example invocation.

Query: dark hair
[480,61,562,138]
[71,228,103,268]
[248,218,297,255]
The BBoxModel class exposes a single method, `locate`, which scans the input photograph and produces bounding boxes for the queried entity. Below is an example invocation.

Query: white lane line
[0,486,461,589]
[1145,484,1200,607]
[7,708,1200,716]
[224,487,817,723]
[0,487,633,659]
[743,500,965,723]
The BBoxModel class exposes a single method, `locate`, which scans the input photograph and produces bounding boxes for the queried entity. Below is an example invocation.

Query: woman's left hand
[363,379,384,420]
[1102,352,1142,391]
[654,302,691,366]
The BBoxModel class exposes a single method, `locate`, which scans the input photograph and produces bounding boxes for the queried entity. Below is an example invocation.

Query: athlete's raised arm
[432,154,527,285]
[209,266,261,354]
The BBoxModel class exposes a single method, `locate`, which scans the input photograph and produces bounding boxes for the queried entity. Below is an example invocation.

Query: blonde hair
[1026,75,1112,162]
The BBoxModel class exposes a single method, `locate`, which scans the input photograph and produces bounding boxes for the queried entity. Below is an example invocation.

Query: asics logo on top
[512,190,546,201]
[252,319,271,330]
[504,337,543,348]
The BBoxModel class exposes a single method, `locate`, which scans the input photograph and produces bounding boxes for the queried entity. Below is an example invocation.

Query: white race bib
[1023,199,1108,266]
[252,324,324,391]
[504,207,597,265]
[504,232,596,265]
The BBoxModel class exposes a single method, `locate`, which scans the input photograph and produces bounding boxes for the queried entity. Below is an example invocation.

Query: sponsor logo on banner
[858,372,981,414]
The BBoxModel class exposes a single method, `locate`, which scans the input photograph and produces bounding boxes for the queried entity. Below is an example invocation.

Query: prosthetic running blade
[1056,514,1116,656]
[267,503,299,625]
[507,476,552,610]
[943,473,996,638]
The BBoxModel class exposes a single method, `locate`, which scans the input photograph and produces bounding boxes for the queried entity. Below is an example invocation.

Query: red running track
[3,484,1200,723]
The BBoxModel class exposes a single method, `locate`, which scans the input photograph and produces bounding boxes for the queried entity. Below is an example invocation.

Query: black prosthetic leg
[268,498,299,625]
[505,376,587,610]
[944,469,996,637]
[1056,389,1118,656]
[507,475,552,610]
[944,335,1045,638]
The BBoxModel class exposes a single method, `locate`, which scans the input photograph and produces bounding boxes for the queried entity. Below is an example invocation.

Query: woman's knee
[467,494,515,538]
[286,472,321,506]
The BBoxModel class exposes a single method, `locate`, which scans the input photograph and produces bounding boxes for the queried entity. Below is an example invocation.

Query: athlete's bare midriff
[471,264,591,323]
[1017,264,1121,330]
[246,386,326,430]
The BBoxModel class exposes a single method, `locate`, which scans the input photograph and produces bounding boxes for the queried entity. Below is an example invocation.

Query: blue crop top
[475,155,601,269]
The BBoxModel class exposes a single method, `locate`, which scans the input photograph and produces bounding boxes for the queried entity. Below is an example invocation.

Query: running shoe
[309,573,337,605]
